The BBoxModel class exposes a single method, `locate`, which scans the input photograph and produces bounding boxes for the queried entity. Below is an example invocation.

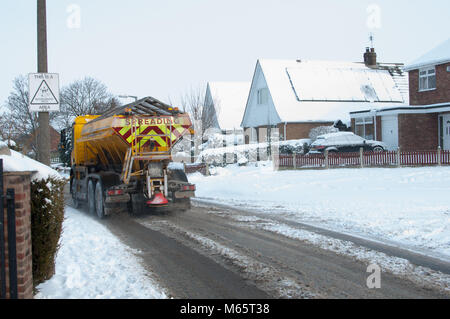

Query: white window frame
[354,116,374,140]
[418,66,436,92]
[257,88,268,105]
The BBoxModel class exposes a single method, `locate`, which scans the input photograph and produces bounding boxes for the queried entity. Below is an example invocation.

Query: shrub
[30,176,66,288]
[309,126,339,142]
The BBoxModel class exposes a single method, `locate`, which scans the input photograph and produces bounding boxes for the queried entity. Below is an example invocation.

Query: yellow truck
[69,96,195,218]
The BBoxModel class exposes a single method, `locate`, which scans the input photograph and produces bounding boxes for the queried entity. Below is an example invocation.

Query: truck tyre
[168,169,191,211]
[88,179,96,215]
[71,180,80,208]
[130,193,144,216]
[94,181,106,219]
[175,198,191,211]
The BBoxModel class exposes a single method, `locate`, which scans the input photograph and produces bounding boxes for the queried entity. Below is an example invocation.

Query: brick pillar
[2,172,33,299]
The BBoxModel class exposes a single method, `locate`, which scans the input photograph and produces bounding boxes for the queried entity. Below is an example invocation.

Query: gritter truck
[68,96,196,218]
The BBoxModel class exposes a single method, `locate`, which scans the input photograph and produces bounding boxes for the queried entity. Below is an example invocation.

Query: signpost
[28,73,60,112]
[37,0,51,165]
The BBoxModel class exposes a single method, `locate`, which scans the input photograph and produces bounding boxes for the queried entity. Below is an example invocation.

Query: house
[350,38,450,150]
[17,126,61,159]
[240,47,409,144]
[203,81,251,133]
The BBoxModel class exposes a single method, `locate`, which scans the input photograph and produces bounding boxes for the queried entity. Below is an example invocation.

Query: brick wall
[277,122,334,140]
[398,113,438,151]
[409,62,450,105]
[1,172,33,299]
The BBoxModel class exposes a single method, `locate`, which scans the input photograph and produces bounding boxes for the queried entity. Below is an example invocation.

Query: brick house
[240,48,409,144]
[17,126,61,160]
[350,38,450,150]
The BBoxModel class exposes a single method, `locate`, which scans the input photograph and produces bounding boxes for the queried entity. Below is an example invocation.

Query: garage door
[382,115,398,151]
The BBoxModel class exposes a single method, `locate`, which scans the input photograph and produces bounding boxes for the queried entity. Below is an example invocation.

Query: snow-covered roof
[241,59,408,127]
[206,82,251,130]
[286,60,404,102]
[404,38,450,71]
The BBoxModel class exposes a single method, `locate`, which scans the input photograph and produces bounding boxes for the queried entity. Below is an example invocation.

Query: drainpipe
[371,108,377,140]
[284,121,287,141]
[374,111,377,141]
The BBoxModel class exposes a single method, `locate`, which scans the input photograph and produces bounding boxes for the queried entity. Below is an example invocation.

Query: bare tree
[180,86,221,136]
[0,113,18,146]
[56,77,120,129]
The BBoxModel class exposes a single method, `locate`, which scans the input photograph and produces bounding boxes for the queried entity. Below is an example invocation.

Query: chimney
[364,47,377,68]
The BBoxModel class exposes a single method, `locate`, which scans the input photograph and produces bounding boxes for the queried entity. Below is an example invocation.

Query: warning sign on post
[28,73,60,112]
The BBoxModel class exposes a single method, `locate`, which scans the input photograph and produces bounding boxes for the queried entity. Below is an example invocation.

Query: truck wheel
[130,193,144,216]
[71,181,80,209]
[94,181,106,219]
[88,180,96,215]
[168,169,191,212]
[176,198,191,211]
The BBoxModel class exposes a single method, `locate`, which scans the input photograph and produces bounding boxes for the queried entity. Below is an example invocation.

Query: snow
[205,82,251,130]
[168,162,185,170]
[404,38,450,71]
[0,149,61,181]
[241,59,408,127]
[35,206,167,299]
[286,61,404,103]
[228,216,449,292]
[201,132,245,149]
[189,163,450,259]
[196,139,311,164]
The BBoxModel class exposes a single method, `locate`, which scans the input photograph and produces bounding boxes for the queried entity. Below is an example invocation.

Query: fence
[275,148,450,170]
[184,163,208,175]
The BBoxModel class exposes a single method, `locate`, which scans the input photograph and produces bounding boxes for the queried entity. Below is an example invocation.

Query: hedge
[30,176,66,288]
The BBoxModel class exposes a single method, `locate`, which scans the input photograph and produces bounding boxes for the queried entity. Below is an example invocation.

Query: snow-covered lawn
[189,163,450,259]
[35,206,167,299]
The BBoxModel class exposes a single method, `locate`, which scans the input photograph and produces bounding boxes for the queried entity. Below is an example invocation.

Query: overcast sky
[1,0,449,109]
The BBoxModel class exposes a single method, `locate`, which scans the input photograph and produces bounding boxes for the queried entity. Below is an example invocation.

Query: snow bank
[189,163,450,259]
[197,139,311,165]
[0,149,61,181]
[35,207,167,299]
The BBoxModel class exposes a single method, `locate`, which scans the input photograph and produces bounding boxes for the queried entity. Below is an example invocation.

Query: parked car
[309,132,387,154]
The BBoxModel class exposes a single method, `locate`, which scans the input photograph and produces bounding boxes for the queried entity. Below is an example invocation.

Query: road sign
[28,73,60,112]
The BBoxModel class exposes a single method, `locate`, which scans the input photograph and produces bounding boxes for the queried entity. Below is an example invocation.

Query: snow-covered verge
[35,206,167,299]
[189,162,450,259]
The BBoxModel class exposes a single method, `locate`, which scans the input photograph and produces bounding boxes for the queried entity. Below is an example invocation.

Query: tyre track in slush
[132,203,449,299]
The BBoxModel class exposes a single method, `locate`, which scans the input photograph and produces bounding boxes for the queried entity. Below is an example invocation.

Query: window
[354,117,374,140]
[257,88,269,105]
[419,67,436,91]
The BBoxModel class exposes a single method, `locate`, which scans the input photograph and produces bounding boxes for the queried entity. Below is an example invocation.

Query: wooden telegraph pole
[37,0,50,165]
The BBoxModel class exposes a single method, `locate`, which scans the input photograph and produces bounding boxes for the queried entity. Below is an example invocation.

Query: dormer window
[419,67,436,91]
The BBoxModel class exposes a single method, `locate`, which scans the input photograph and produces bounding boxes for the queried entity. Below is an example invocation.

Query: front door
[440,114,450,150]
[381,115,398,151]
